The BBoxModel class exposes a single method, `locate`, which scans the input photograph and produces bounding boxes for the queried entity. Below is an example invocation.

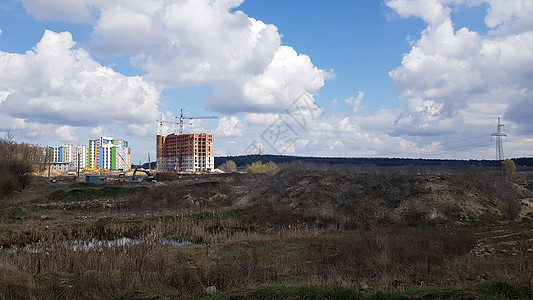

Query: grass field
[1,165,532,299]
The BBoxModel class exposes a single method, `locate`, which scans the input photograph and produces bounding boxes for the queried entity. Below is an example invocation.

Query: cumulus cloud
[55,125,78,142]
[290,113,439,158]
[0,30,160,141]
[90,8,164,56]
[224,46,329,113]
[214,116,244,138]
[483,0,533,34]
[345,91,365,113]
[386,0,451,25]
[19,0,330,115]
[386,0,533,136]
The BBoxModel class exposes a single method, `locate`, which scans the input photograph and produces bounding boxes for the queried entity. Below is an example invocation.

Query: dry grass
[1,167,533,299]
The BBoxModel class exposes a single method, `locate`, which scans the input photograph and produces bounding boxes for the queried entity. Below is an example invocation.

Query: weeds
[1,166,532,299]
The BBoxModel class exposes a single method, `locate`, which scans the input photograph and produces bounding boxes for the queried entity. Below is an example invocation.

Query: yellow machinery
[116,173,126,182]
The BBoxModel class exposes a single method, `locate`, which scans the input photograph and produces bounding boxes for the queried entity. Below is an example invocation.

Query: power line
[417,141,492,158]
[436,134,489,147]
[370,134,492,158]
[506,140,533,144]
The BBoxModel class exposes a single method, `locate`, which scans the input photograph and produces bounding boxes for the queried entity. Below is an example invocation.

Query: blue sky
[1,0,532,163]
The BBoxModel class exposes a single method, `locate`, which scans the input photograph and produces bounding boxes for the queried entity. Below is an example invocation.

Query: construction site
[156,109,217,173]
[39,109,217,184]
[157,133,214,172]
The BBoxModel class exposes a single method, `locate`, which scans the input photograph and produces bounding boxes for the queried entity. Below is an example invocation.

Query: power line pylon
[491,117,507,161]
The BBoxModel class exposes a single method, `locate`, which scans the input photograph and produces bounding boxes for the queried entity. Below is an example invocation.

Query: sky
[1,0,533,163]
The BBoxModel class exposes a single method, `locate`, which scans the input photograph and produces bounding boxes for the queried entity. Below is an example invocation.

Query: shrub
[502,159,516,174]
[246,161,279,174]
[0,174,20,196]
[0,137,40,195]
[219,160,238,173]
[6,158,34,188]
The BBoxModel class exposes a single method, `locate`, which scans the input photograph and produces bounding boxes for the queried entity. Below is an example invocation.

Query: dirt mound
[239,169,531,228]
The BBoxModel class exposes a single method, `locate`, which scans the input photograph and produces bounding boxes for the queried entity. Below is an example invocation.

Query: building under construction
[156,133,214,172]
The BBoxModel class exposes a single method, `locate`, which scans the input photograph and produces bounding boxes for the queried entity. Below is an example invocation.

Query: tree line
[215,154,533,169]
[0,136,44,196]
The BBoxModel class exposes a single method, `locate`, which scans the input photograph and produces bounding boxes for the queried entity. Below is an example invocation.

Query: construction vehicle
[132,167,156,182]
[113,153,131,182]
[116,173,126,182]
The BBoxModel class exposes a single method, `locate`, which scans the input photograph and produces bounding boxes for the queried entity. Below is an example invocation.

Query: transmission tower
[491,117,507,161]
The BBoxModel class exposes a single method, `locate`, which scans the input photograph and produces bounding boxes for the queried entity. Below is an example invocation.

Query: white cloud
[141,1,281,88]
[242,113,279,126]
[386,0,451,26]
[15,0,533,160]
[483,0,533,34]
[329,140,345,151]
[0,89,13,104]
[90,8,164,57]
[0,30,160,141]
[345,91,364,113]
[55,125,78,142]
[19,0,330,115]
[19,0,97,23]
[188,119,209,134]
[387,0,533,136]
[292,114,441,158]
[214,116,243,138]
[223,46,329,113]
[90,126,103,137]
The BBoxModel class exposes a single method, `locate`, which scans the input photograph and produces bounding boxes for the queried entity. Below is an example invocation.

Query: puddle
[2,238,194,253]
[162,238,193,246]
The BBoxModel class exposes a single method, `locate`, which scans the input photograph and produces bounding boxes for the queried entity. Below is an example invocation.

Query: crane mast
[156,114,180,171]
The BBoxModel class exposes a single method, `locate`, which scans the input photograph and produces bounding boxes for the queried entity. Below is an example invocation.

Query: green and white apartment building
[88,136,131,170]
[50,136,131,171]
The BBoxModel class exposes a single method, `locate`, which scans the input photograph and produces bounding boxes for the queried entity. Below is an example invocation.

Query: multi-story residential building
[88,136,131,171]
[157,133,214,172]
[51,144,88,171]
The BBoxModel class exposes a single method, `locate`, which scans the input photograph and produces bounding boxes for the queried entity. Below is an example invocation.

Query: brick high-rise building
[157,133,214,172]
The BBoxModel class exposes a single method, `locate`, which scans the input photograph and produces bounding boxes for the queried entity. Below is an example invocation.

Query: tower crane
[178,109,218,135]
[156,114,186,171]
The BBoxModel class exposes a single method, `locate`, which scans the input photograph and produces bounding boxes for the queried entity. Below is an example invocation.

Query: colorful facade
[88,136,131,171]
[51,144,88,170]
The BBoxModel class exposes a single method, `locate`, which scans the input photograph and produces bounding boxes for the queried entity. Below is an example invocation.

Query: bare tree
[219,160,238,173]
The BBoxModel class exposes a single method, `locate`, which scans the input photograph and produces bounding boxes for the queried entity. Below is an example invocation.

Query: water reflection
[2,238,194,253]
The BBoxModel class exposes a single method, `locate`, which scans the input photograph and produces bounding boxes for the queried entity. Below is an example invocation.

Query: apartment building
[51,144,88,170]
[88,136,131,171]
[157,133,214,172]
